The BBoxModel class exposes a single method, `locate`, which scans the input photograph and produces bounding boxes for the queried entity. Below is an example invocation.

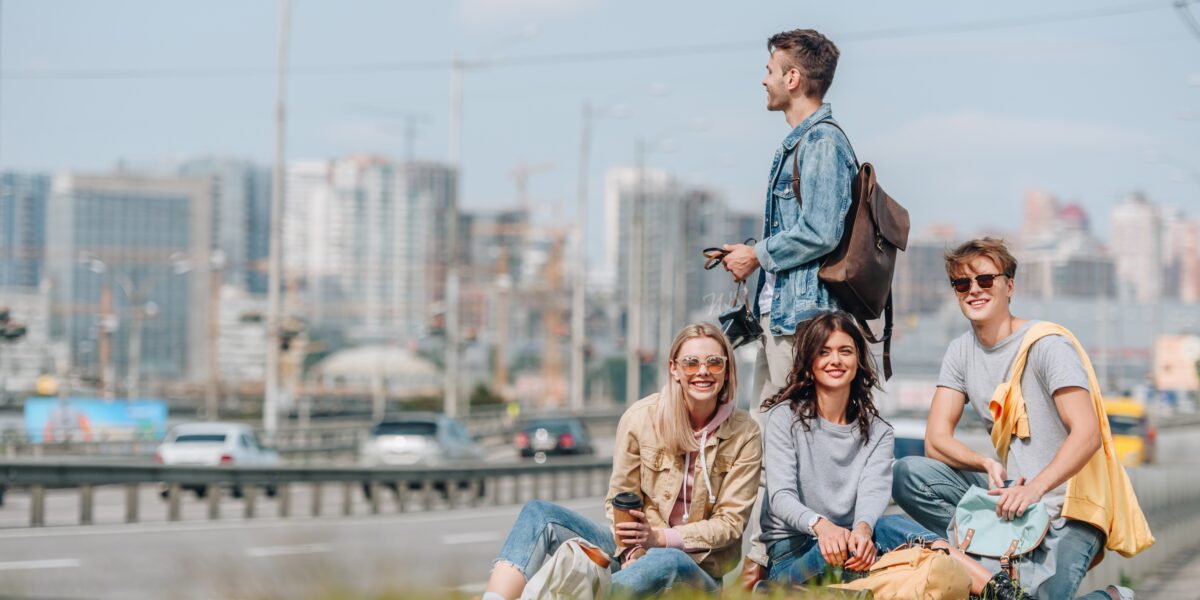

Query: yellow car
[1104,398,1156,467]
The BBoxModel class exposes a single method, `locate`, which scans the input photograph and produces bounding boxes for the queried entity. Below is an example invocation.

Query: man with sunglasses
[891,238,1135,600]
[718,28,857,586]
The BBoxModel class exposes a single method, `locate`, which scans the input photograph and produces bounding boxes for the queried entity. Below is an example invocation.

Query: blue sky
[2,0,1198,245]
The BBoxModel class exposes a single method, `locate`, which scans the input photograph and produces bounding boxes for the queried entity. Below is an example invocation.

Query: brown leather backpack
[793,120,909,378]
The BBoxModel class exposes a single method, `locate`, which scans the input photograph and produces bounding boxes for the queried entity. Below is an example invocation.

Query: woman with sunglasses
[759,312,999,594]
[483,322,762,599]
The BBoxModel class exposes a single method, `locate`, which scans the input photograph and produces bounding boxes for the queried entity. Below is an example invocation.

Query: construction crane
[469,163,576,408]
[512,163,555,213]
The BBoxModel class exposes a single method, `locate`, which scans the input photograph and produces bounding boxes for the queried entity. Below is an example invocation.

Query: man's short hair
[767,29,840,100]
[944,237,1018,279]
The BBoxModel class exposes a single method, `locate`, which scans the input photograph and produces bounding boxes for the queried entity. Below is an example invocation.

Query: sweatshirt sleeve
[764,406,820,535]
[853,424,895,531]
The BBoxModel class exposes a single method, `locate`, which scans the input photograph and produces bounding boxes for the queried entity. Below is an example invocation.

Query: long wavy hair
[653,322,738,456]
[760,311,883,444]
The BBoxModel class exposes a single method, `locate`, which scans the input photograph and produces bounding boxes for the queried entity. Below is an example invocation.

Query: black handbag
[718,280,763,349]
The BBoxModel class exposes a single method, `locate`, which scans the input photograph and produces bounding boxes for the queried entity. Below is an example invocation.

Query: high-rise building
[215,285,266,385]
[606,167,682,365]
[1022,190,1060,245]
[680,188,729,325]
[606,168,751,374]
[0,172,50,288]
[46,173,213,385]
[1163,209,1200,304]
[1111,193,1162,304]
[893,226,957,316]
[1018,202,1116,300]
[283,157,454,343]
[0,285,54,397]
[177,159,271,294]
[1019,240,1115,300]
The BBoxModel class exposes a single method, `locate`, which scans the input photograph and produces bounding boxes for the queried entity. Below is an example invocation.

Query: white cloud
[457,0,592,28]
[854,112,1156,236]
[862,111,1150,158]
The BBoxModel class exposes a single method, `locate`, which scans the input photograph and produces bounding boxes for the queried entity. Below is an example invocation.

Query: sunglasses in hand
[702,238,757,271]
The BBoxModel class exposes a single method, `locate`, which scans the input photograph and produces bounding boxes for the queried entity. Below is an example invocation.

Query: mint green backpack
[948,486,1051,578]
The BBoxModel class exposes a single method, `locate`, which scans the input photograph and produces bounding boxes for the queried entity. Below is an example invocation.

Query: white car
[155,422,280,498]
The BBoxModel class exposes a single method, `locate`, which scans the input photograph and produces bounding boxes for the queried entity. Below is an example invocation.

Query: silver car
[358,413,485,500]
[358,413,483,467]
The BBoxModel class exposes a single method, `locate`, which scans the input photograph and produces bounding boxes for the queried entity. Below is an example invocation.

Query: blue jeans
[766,515,939,586]
[893,456,1114,600]
[494,500,719,596]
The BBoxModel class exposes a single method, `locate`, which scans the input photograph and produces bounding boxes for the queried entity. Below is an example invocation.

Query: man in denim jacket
[721,28,857,581]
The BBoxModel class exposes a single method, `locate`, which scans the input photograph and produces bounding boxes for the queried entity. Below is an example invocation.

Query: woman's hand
[843,522,877,571]
[615,509,665,548]
[812,517,852,567]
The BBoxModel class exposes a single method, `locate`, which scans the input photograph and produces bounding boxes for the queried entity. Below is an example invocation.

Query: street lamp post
[265,0,292,439]
[570,102,626,411]
[81,253,190,400]
[444,28,537,418]
[626,139,647,405]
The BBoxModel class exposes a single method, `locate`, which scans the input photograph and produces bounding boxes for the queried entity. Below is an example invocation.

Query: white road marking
[441,531,501,545]
[0,558,81,571]
[245,543,331,558]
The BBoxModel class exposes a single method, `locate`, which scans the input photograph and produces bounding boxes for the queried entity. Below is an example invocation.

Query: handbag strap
[730,281,748,309]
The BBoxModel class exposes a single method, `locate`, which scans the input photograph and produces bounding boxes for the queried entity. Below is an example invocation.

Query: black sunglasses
[949,273,1010,293]
[702,238,757,270]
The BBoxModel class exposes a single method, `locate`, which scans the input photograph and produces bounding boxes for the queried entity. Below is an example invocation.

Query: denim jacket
[752,103,857,335]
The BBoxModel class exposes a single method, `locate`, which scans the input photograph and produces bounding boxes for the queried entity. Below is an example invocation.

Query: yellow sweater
[987,322,1154,559]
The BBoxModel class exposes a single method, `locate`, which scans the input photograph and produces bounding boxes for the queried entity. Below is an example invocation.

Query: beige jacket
[604,394,763,578]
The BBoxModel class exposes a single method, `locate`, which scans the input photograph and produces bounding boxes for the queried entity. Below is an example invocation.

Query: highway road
[0,426,1194,599]
[0,495,607,599]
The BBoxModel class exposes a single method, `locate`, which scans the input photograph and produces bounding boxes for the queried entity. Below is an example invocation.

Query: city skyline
[1,0,1197,253]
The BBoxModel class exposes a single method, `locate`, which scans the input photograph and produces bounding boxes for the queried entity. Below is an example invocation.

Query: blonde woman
[483,322,762,599]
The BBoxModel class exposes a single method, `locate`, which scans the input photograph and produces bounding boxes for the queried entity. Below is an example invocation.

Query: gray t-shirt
[937,320,1090,520]
[760,402,894,542]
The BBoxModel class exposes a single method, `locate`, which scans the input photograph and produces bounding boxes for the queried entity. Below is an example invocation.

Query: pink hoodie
[662,400,735,550]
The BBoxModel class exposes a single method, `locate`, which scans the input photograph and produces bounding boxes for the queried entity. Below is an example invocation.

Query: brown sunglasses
[949,273,1010,294]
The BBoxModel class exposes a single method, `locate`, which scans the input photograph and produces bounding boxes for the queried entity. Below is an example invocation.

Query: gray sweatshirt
[760,401,894,542]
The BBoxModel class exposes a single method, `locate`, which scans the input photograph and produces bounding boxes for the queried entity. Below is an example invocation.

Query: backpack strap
[790,118,859,202]
[788,120,894,379]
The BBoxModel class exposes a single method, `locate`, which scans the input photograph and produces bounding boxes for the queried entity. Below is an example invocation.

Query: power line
[0,2,1170,81]
[1176,0,1200,41]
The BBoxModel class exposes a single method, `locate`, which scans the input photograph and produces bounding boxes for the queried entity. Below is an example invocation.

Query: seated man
[893,238,1151,600]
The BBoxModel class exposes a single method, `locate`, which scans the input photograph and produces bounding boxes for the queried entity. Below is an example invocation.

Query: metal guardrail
[0,457,613,527]
[0,405,631,460]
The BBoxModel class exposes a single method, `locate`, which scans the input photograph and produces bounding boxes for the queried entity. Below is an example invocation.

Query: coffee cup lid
[612,491,643,510]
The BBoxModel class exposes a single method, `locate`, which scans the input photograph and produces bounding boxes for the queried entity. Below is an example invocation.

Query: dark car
[516,417,594,460]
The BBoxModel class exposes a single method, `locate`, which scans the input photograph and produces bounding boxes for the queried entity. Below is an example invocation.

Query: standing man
[893,238,1149,600]
[721,28,857,581]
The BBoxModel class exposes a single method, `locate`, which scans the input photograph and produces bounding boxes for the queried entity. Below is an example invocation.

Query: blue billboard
[24,397,168,443]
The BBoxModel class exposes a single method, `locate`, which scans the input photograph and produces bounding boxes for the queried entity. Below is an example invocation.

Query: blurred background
[0,1,1199,598]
